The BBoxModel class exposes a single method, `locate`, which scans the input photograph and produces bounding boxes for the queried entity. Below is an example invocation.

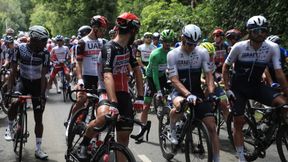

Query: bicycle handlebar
[68,88,99,102]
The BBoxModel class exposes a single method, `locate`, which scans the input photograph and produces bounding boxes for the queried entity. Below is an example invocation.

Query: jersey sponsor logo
[112,52,130,74]
[86,41,102,49]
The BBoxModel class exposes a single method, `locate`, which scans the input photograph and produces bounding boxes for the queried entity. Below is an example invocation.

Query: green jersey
[146,47,170,91]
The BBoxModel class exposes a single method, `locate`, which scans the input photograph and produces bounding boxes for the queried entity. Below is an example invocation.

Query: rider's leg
[169,96,184,144]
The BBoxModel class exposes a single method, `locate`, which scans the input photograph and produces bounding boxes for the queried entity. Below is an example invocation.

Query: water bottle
[254,110,264,122]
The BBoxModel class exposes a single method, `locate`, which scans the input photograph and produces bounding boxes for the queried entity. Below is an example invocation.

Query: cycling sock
[236,146,245,161]
[36,138,42,151]
[213,154,220,162]
[8,120,14,130]
[81,136,91,146]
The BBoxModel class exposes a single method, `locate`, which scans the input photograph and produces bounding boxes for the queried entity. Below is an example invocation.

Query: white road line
[138,154,152,162]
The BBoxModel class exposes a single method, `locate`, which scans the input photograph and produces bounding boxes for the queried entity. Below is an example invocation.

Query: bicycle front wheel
[276,125,288,162]
[185,120,212,162]
[13,111,26,162]
[92,142,136,162]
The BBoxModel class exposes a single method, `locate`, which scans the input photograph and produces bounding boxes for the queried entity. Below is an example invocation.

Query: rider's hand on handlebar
[77,79,84,88]
[226,89,235,100]
[186,94,197,105]
[156,90,163,100]
[207,93,218,103]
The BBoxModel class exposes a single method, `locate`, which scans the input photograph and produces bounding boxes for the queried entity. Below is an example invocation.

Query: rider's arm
[136,50,145,68]
[167,51,190,97]
[272,44,288,95]
[76,40,85,80]
[41,51,50,96]
[222,43,240,90]
[101,44,117,103]
[150,53,161,91]
[264,67,273,85]
[202,51,215,93]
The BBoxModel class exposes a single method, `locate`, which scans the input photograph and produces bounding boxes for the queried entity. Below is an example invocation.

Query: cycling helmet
[116,12,140,30]
[199,42,215,57]
[266,35,280,44]
[78,25,92,37]
[90,15,108,28]
[144,32,153,37]
[246,15,268,30]
[152,32,160,39]
[4,35,14,43]
[212,28,224,36]
[29,25,49,40]
[160,29,175,42]
[182,24,202,42]
[55,35,64,41]
[225,29,241,41]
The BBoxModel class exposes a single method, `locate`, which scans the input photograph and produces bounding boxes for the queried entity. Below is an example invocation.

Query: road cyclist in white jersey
[167,24,221,162]
[222,15,288,162]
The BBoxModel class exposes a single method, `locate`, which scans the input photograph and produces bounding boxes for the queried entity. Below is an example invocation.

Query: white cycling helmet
[246,15,268,30]
[29,25,49,40]
[182,24,201,42]
[266,35,280,44]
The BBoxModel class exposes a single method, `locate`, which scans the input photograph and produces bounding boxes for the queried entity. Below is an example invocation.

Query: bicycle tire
[67,108,88,150]
[92,142,136,162]
[158,106,174,160]
[13,109,26,162]
[226,112,235,149]
[276,125,288,162]
[185,120,212,162]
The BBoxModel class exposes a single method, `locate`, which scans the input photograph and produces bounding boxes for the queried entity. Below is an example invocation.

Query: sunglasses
[185,41,198,46]
[251,27,268,34]
[144,36,152,39]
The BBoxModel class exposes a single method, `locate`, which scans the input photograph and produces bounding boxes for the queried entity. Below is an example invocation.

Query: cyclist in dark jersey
[5,25,50,160]
[222,16,288,162]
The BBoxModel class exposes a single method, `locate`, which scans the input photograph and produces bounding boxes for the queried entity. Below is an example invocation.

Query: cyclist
[99,12,144,161]
[212,28,229,74]
[72,15,108,115]
[225,29,242,49]
[152,32,161,48]
[47,35,71,94]
[199,42,230,123]
[265,35,288,84]
[136,32,157,73]
[5,25,50,159]
[167,24,220,162]
[131,29,175,141]
[222,15,288,162]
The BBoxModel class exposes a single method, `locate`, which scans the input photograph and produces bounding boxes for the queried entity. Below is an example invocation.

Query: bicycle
[159,99,213,162]
[226,101,288,161]
[65,88,99,160]
[7,93,41,162]
[59,65,70,102]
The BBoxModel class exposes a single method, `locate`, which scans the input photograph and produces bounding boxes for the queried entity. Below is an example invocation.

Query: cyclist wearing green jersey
[131,29,175,141]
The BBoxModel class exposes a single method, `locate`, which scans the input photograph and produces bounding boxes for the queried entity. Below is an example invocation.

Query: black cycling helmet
[78,25,92,38]
[55,35,64,41]
[4,35,14,43]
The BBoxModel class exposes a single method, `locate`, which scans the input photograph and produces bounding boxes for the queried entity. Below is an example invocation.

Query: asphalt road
[0,88,283,162]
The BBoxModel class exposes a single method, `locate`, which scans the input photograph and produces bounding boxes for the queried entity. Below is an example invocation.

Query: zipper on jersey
[248,52,257,82]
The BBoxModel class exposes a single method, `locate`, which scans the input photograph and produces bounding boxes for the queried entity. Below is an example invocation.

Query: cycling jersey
[167,46,210,96]
[50,45,70,63]
[76,36,105,76]
[268,47,288,81]
[12,44,50,80]
[225,40,281,84]
[137,43,156,66]
[146,47,170,91]
[101,41,138,93]
[213,42,229,73]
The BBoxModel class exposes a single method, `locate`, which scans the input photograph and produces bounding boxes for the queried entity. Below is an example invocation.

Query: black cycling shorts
[231,83,281,116]
[115,92,134,132]
[83,75,98,89]
[15,77,44,113]
[171,89,214,120]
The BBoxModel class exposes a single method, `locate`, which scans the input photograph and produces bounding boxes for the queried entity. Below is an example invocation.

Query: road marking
[138,154,152,162]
